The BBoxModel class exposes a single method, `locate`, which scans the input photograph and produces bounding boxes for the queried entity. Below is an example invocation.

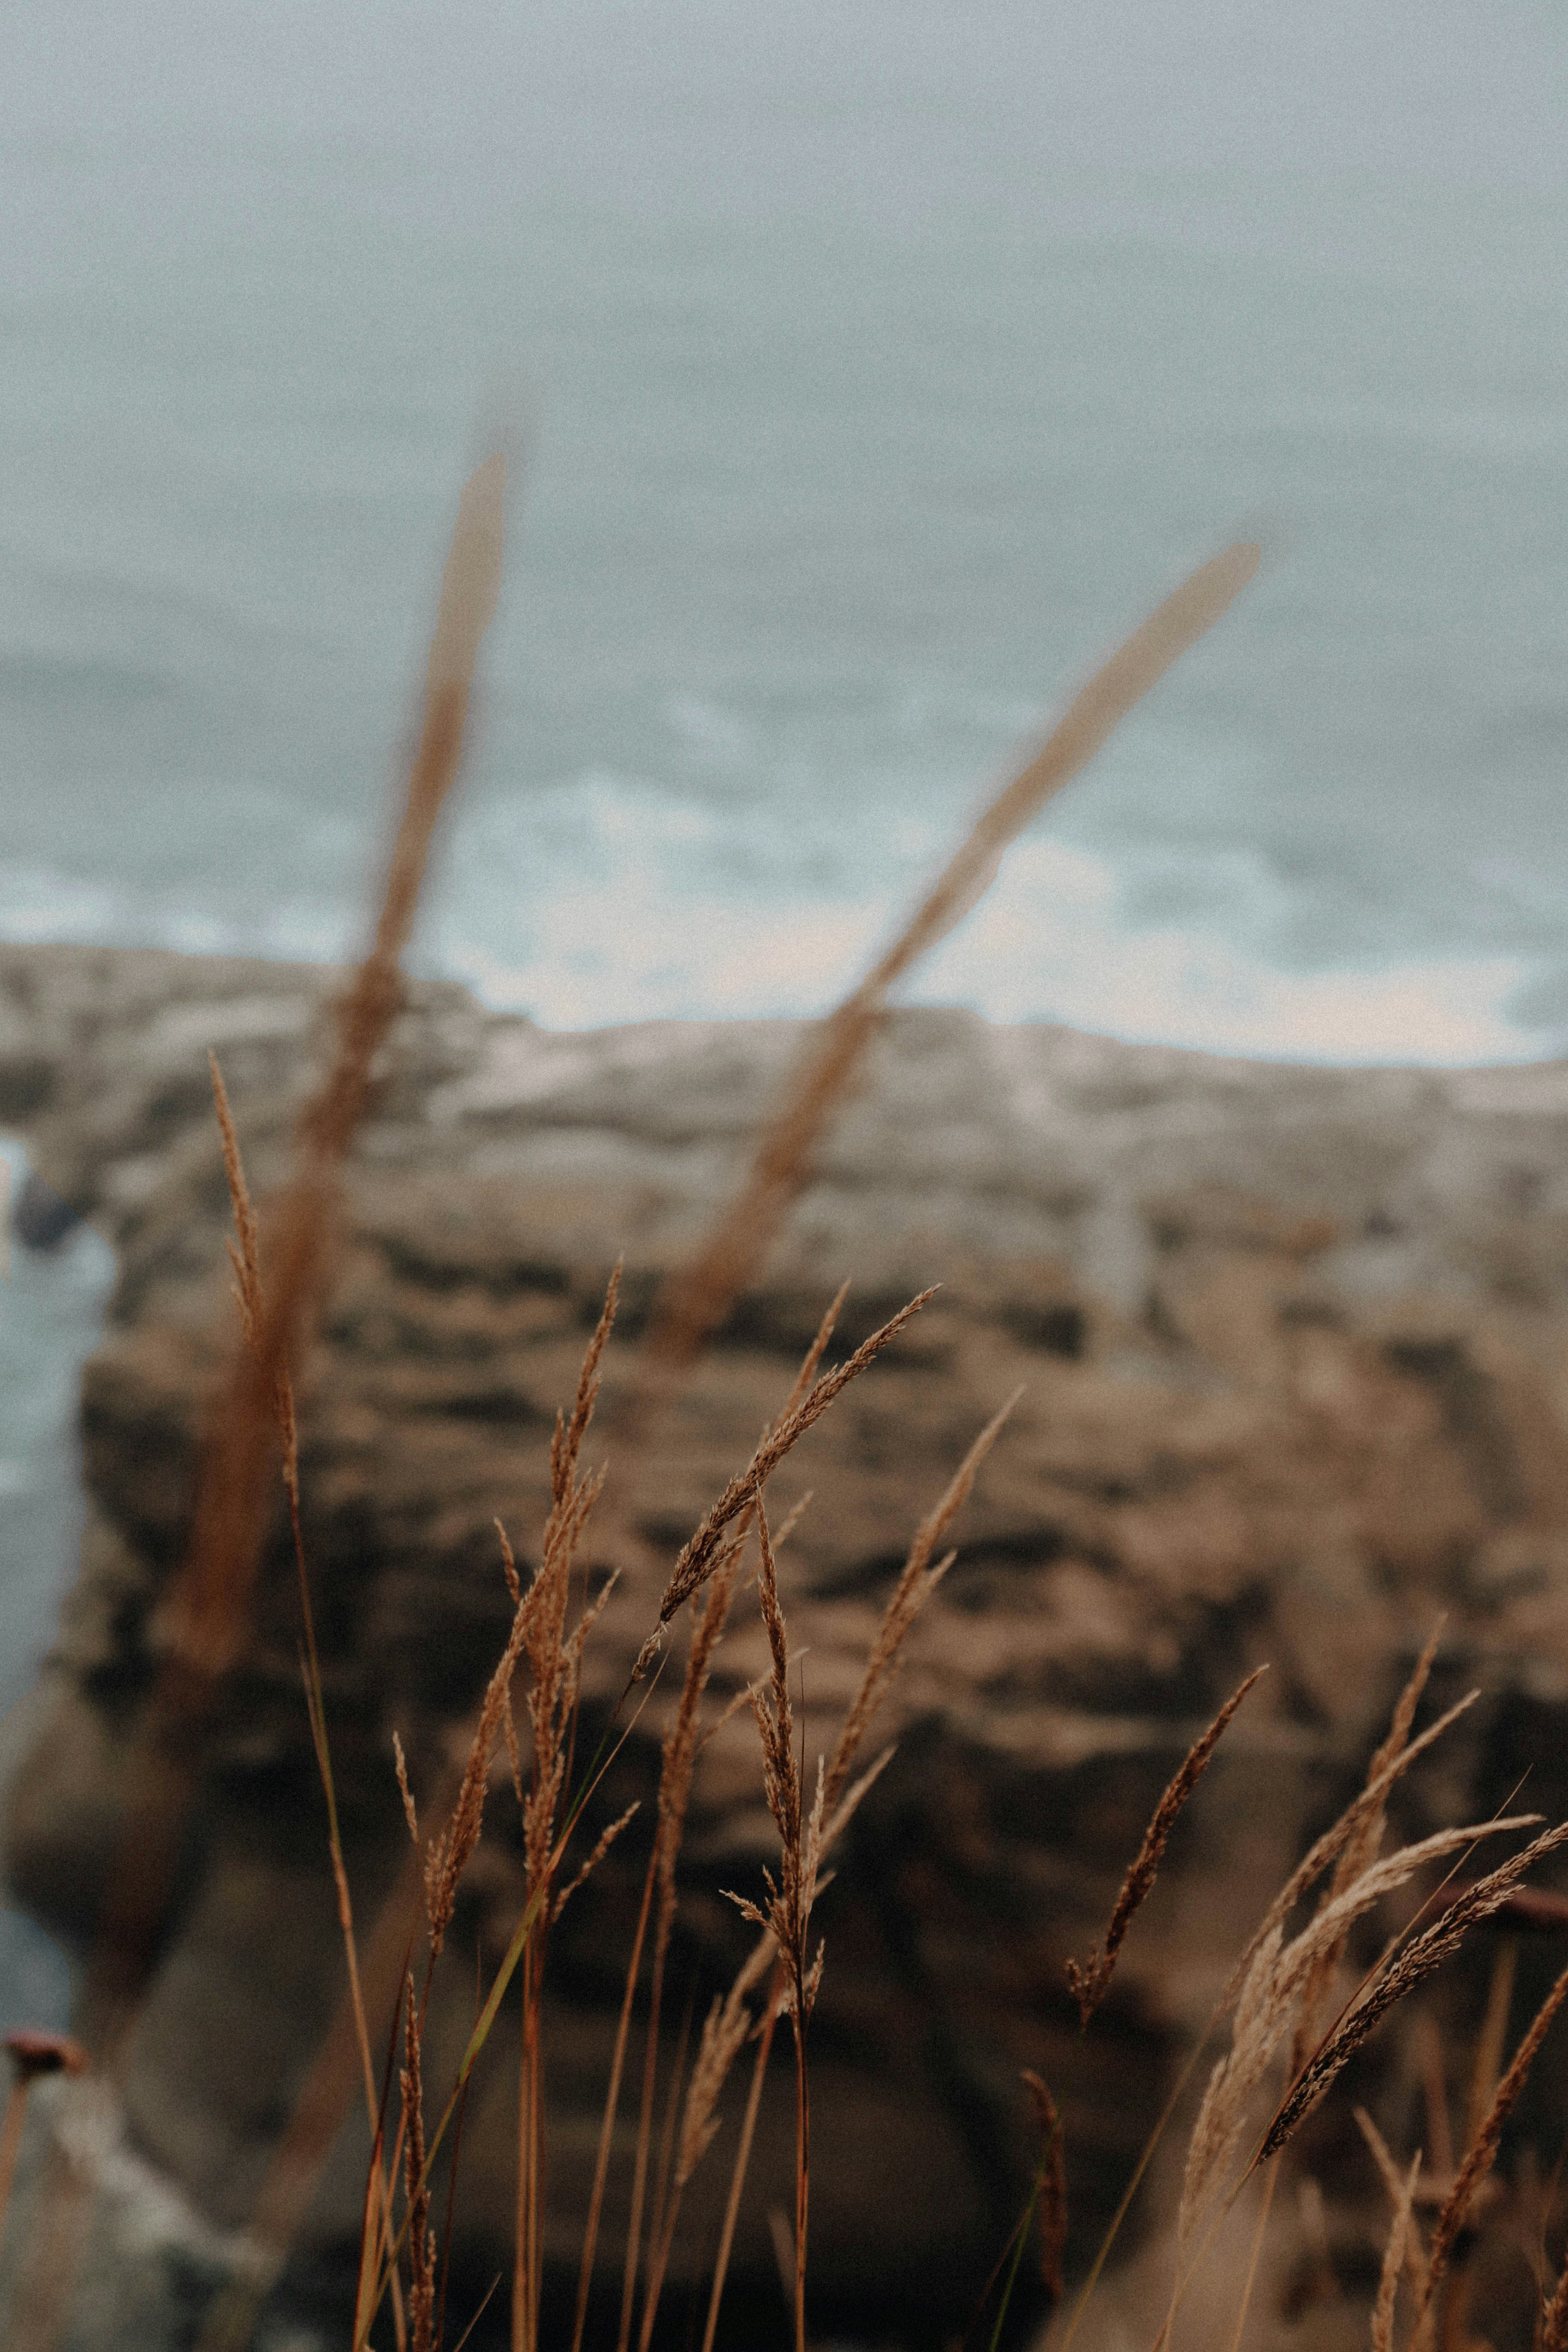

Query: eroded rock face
[4,942,1568,2347]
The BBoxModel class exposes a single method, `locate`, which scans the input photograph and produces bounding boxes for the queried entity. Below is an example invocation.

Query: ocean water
[3,4,1568,1068]
[0,1146,114,2025]
[2,0,1568,2018]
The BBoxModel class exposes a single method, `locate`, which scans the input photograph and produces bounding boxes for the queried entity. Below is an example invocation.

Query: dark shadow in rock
[13,1170,81,1252]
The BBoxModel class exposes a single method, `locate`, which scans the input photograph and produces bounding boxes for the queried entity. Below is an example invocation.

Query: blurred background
[1,0,1567,2038]
[1,14,1568,2339]
[3,0,1567,1066]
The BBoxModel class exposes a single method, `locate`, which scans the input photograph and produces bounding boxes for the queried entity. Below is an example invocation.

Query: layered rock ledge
[5,941,1568,2347]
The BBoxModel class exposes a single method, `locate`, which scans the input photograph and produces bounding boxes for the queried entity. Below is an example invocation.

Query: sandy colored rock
[2,942,1568,2345]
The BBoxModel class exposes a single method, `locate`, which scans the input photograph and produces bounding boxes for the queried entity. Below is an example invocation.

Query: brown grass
[637,542,1262,1383]
[1416,1956,1568,2323]
[1259,1819,1568,2165]
[630,1287,936,1681]
[594,1293,851,2352]
[1181,1817,1540,2250]
[4,450,509,2352]
[400,1975,436,2352]
[1543,2242,1568,2352]
[325,1280,983,2352]
[1021,2069,1068,2306]
[78,450,507,2064]
[40,512,1265,2346]
[1286,1622,1444,2079]
[1066,1664,1268,2029]
[299,1237,1015,2352]
[1374,2148,1423,2352]
[22,480,1568,2352]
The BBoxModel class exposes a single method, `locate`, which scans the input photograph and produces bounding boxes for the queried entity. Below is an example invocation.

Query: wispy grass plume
[640,542,1260,1375]
[631,1287,935,1679]
[1259,1820,1568,2165]
[1185,1817,1543,2245]
[1066,1665,1267,2029]
[77,450,508,2066]
[1287,1623,1444,2079]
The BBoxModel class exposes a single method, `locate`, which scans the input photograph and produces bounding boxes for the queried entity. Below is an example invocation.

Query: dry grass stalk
[1355,2108,1430,2296]
[1289,1625,1444,2076]
[720,1397,1005,2352]
[422,1541,535,1969]
[1182,1817,1541,2246]
[1022,2070,1068,2304]
[699,1959,788,2352]
[501,1275,625,2352]
[612,1540,749,2352]
[1463,1937,1519,2153]
[211,1054,263,1338]
[1161,1649,1461,2352]
[1180,1918,1284,2260]
[733,1500,815,2352]
[1416,1956,1568,2321]
[609,1295,841,2352]
[180,447,505,1686]
[401,1976,437,2352]
[597,1295,840,2352]
[1067,1665,1267,2029]
[1225,1687,1480,2011]
[631,1285,935,1679]
[62,455,505,2111]
[775,1280,851,1425]
[210,1048,302,1510]
[639,543,1261,1376]
[744,1502,805,1976]
[821,1387,1017,1814]
[731,1500,900,2030]
[656,1548,747,1939]
[190,1059,412,2352]
[1542,2250,1568,2352]
[192,1832,433,2352]
[573,1861,656,2352]
[415,1274,619,1984]
[1260,1820,1568,2165]
[340,1277,636,2352]
[637,1936,780,2351]
[639,1991,696,2352]
[395,1733,420,1847]
[1375,2149,1424,2352]
[552,1801,640,1925]
[683,1959,775,2180]
[214,1051,378,2092]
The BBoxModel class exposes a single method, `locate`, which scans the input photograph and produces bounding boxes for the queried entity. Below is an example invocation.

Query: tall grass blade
[640,543,1261,1375]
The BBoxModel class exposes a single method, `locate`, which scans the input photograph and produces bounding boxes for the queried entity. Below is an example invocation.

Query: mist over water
[3,0,1568,1071]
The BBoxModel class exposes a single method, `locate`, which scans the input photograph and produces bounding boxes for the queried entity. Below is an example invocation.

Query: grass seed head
[1069,1665,1267,2030]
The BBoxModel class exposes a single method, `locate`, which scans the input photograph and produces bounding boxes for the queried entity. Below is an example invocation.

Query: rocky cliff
[5,941,1568,2348]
